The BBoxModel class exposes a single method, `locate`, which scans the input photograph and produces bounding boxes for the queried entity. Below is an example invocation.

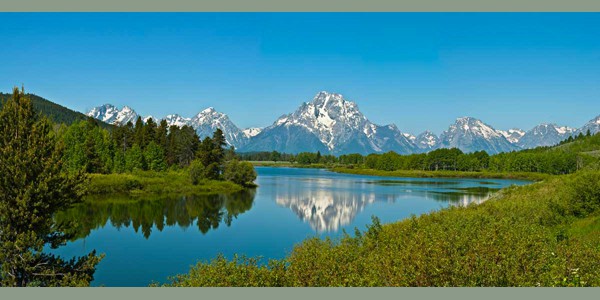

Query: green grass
[569,215,600,240]
[157,171,600,287]
[87,170,244,197]
[330,167,551,181]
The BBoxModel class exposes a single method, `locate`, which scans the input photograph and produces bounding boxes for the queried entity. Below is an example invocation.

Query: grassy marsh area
[330,167,551,181]
[87,171,244,197]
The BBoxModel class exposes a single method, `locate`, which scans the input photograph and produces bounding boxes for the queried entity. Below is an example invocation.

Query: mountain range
[86,91,600,155]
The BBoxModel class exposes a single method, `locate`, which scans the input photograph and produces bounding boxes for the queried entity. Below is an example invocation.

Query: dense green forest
[59,116,256,187]
[241,132,597,175]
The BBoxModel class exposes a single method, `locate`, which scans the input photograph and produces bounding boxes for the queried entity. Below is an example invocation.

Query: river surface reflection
[52,167,529,286]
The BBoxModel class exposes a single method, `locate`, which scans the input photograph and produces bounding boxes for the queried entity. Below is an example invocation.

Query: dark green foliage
[125,144,145,171]
[134,116,145,147]
[237,151,296,162]
[204,163,221,180]
[0,88,102,286]
[295,151,336,165]
[338,153,365,165]
[144,142,166,172]
[567,171,600,217]
[112,148,126,173]
[172,126,200,167]
[223,160,258,186]
[189,159,206,185]
[212,128,227,163]
[61,118,113,174]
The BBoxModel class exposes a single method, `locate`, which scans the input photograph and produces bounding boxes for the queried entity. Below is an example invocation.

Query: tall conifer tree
[0,87,102,286]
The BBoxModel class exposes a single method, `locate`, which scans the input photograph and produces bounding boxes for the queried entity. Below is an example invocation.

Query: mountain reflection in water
[273,177,500,233]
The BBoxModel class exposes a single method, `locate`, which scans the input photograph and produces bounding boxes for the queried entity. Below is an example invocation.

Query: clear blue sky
[0,13,599,134]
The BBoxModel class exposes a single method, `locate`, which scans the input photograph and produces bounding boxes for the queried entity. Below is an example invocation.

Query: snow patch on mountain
[242,127,262,138]
[499,128,525,144]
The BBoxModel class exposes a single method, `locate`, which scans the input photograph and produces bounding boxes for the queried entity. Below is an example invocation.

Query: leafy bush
[568,171,600,216]
[189,159,206,185]
[223,160,257,186]
[204,162,221,180]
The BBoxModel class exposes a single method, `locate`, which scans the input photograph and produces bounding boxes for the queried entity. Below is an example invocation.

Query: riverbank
[248,161,329,168]
[159,170,600,287]
[330,167,551,181]
[88,171,244,197]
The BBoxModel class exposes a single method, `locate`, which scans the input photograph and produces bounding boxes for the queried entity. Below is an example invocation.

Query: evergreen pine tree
[212,128,227,164]
[0,87,102,286]
[156,119,168,150]
[134,116,144,148]
[125,143,145,171]
[144,141,166,171]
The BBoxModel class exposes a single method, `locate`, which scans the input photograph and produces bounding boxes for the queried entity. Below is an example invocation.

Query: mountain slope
[239,91,417,155]
[87,104,139,126]
[439,117,518,154]
[517,124,575,149]
[415,130,440,152]
[189,107,248,148]
[578,115,600,136]
[499,128,525,144]
[0,92,111,129]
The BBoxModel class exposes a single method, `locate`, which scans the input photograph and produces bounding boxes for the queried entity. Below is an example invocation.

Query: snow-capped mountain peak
[499,128,525,144]
[439,117,517,154]
[87,104,139,126]
[274,91,369,150]
[517,123,576,149]
[242,127,262,138]
[164,114,191,127]
[415,130,440,150]
[452,117,503,139]
[577,115,600,136]
[240,91,417,155]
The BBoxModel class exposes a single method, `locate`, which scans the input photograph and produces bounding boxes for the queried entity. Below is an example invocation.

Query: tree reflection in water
[55,189,256,240]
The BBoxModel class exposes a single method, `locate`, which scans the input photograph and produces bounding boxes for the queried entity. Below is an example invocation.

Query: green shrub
[223,160,257,186]
[204,162,221,180]
[124,179,143,190]
[568,171,600,216]
[189,159,206,185]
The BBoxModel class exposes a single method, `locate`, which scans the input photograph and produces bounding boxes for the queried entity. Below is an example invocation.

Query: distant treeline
[241,131,599,175]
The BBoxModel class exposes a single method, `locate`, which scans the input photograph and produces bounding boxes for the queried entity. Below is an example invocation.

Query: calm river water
[52,167,530,286]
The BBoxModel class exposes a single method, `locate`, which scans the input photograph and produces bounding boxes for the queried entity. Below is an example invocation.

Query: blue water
[51,167,530,286]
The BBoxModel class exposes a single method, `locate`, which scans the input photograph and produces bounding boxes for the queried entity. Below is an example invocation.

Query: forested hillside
[0,92,112,129]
